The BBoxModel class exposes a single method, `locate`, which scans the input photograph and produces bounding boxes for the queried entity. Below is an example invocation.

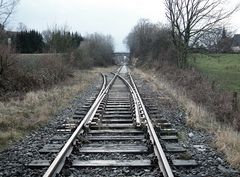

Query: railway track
[28,65,178,176]
[0,65,236,177]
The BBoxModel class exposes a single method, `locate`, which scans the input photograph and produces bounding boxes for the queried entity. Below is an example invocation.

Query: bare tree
[0,0,19,30]
[0,0,19,77]
[70,33,114,68]
[17,22,27,32]
[126,19,161,60]
[199,27,223,52]
[83,33,114,66]
[165,0,239,68]
[0,44,15,75]
[197,27,234,54]
[125,19,176,65]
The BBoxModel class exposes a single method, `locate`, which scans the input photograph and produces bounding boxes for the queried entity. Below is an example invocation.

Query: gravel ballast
[0,68,239,177]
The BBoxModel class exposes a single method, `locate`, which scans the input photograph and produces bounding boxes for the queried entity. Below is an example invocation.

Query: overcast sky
[9,0,240,52]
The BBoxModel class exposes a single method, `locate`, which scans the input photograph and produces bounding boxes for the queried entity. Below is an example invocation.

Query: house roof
[233,34,240,46]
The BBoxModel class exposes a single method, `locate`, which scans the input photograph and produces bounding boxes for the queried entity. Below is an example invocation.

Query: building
[232,34,240,52]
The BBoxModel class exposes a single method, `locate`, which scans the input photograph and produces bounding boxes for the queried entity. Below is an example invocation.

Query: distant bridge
[113,52,130,56]
[113,52,130,64]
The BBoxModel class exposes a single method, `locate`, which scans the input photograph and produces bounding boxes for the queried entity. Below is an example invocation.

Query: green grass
[189,53,240,92]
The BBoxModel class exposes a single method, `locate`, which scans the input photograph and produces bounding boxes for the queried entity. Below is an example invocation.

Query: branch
[0,0,19,27]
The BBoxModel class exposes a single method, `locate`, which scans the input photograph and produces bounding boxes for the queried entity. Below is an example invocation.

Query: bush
[0,53,72,100]
[68,49,94,69]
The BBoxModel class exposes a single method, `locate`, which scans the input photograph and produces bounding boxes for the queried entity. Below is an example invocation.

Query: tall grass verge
[0,53,71,100]
[0,66,116,150]
[135,68,240,169]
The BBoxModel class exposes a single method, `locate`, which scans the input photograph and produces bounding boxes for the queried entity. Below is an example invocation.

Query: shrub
[153,63,240,130]
[0,54,72,100]
[69,49,94,69]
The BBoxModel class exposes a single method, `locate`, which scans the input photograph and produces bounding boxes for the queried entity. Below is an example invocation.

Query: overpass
[113,52,130,64]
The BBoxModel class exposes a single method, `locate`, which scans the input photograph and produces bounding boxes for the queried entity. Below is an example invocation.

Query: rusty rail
[128,73,174,177]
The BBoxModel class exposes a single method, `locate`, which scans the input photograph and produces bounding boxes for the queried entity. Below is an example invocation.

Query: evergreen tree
[15,30,43,53]
[43,29,83,53]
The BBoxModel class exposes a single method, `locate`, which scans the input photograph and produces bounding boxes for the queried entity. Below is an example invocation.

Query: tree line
[7,26,115,68]
[126,19,236,67]
[10,28,83,53]
[126,0,239,68]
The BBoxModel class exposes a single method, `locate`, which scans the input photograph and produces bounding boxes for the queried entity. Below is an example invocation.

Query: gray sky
[10,0,240,52]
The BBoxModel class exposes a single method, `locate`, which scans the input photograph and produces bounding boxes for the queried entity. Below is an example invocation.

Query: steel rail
[98,73,107,98]
[85,73,108,125]
[86,73,118,124]
[43,72,118,177]
[117,74,142,127]
[86,67,124,125]
[117,65,123,73]
[128,73,174,177]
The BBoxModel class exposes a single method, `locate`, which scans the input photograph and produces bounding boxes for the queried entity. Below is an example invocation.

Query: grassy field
[189,53,240,92]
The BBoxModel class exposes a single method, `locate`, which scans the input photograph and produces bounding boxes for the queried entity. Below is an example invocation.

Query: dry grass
[0,66,116,150]
[0,53,71,100]
[134,68,240,169]
[216,128,240,169]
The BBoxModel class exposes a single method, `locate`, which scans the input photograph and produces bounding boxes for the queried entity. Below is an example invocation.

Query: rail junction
[28,65,197,177]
